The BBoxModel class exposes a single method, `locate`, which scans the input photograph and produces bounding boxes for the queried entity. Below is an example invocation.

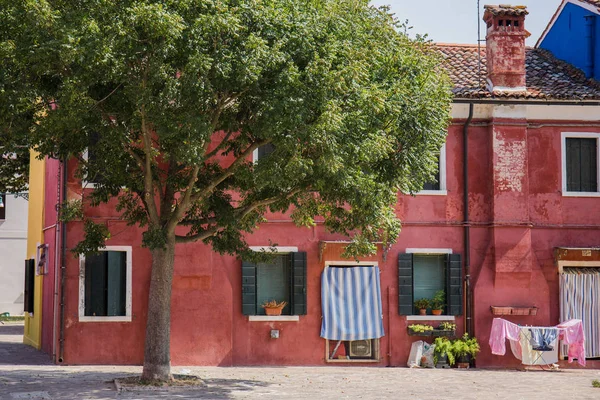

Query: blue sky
[370,0,563,46]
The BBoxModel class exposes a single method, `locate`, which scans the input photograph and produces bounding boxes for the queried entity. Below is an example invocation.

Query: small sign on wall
[37,244,49,275]
[582,249,592,257]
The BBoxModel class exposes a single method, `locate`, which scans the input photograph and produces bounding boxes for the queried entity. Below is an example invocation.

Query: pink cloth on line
[489,318,521,356]
[558,319,586,367]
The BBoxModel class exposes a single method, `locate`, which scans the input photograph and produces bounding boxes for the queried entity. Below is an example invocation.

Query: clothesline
[489,318,586,367]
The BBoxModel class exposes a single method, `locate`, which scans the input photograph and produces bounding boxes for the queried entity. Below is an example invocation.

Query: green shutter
[398,253,413,315]
[106,251,126,316]
[24,259,35,313]
[567,138,598,192]
[85,252,108,316]
[241,261,257,315]
[446,254,463,316]
[290,252,307,315]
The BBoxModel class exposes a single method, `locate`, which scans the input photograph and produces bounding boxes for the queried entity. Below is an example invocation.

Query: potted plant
[414,298,430,315]
[434,321,456,337]
[453,333,480,368]
[407,324,434,336]
[430,290,445,315]
[433,337,455,368]
[261,300,288,316]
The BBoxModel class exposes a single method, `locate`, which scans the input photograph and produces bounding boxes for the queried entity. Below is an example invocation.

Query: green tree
[1,0,451,381]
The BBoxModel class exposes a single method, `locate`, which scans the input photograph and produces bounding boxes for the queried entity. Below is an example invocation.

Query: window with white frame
[418,143,447,195]
[79,246,132,322]
[562,132,600,196]
[252,143,275,163]
[82,131,104,188]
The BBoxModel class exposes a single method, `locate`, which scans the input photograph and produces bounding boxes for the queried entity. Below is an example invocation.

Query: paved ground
[2,323,600,399]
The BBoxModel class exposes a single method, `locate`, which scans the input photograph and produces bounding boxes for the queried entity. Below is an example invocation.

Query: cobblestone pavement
[2,323,600,399]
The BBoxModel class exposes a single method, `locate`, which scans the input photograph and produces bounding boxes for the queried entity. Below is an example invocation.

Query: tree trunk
[141,238,176,381]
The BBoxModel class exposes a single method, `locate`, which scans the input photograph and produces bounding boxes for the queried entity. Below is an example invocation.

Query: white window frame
[78,245,133,322]
[404,248,456,321]
[417,143,447,196]
[247,246,300,322]
[561,132,600,197]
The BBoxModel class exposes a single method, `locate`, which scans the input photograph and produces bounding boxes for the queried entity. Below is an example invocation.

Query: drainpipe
[463,103,474,338]
[52,159,62,362]
[585,15,596,79]
[58,158,67,363]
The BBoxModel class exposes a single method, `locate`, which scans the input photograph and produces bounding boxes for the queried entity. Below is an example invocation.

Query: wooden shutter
[85,252,108,316]
[24,259,35,313]
[106,251,126,316]
[290,252,307,315]
[241,261,257,315]
[445,254,463,316]
[398,253,414,315]
[567,138,598,192]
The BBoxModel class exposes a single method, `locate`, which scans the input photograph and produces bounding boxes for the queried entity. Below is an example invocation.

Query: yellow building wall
[23,151,45,349]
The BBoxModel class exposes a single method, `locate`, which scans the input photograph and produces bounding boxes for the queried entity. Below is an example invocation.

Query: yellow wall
[23,151,45,349]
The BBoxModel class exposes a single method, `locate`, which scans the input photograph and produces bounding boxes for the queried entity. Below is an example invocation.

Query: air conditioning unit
[349,339,372,358]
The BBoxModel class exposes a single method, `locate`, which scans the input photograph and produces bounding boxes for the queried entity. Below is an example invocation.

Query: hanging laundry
[529,328,559,351]
[520,329,558,365]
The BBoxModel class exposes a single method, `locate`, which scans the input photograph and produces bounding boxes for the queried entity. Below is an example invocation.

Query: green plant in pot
[453,334,480,368]
[433,337,455,367]
[408,324,434,335]
[430,290,445,315]
[414,298,430,315]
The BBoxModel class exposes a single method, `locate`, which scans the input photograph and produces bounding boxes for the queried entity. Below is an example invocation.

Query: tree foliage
[1,0,452,379]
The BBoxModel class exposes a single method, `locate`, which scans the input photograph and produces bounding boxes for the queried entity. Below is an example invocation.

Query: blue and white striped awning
[320,266,384,340]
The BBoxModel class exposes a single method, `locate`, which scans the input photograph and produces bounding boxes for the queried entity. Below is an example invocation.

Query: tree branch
[140,92,160,226]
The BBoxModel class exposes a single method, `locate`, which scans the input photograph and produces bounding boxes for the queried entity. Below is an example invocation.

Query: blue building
[537,0,600,79]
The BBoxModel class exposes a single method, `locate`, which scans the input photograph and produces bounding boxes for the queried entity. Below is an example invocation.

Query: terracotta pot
[264,307,283,316]
[419,309,427,316]
[431,309,443,316]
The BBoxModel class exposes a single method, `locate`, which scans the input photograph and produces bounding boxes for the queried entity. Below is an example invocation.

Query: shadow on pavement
[0,369,271,399]
[0,324,25,336]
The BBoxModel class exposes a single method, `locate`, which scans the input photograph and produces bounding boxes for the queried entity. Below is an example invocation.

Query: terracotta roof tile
[483,5,529,16]
[435,44,600,100]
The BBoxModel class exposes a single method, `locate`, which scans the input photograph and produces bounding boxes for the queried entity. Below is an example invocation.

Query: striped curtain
[560,268,600,358]
[320,266,384,340]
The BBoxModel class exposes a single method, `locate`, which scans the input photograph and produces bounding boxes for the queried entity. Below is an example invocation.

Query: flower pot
[456,354,470,369]
[419,309,427,316]
[435,353,450,369]
[264,307,284,316]
[431,309,443,316]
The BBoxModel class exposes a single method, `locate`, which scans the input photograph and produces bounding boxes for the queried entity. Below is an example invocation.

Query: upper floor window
[418,143,447,195]
[82,131,105,187]
[562,133,600,196]
[252,143,275,163]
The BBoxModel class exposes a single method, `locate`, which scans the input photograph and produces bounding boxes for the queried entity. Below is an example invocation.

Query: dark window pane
[85,251,127,317]
[87,131,105,184]
[567,138,597,192]
[413,255,445,303]
[107,252,126,316]
[257,143,275,160]
[256,254,290,315]
[422,155,441,191]
[85,252,108,316]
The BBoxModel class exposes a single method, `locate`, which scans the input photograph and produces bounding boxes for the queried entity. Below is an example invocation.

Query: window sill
[415,190,447,196]
[326,358,380,363]
[248,316,299,322]
[406,315,456,321]
[79,316,132,322]
[562,191,600,197]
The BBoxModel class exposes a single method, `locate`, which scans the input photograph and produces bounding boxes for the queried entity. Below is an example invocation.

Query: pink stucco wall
[41,118,600,367]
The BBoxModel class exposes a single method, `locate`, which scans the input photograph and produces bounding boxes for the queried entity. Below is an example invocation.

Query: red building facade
[38,5,600,367]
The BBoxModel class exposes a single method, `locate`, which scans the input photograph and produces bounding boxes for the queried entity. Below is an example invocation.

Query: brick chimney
[483,5,529,92]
